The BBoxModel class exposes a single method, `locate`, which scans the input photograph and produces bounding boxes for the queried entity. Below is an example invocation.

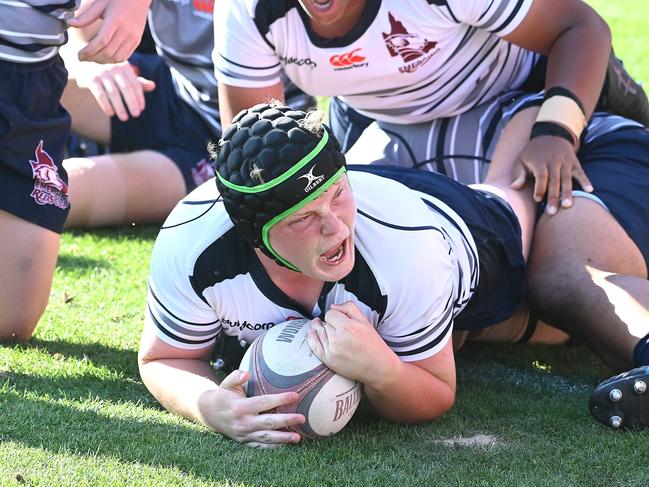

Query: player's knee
[0,312,41,343]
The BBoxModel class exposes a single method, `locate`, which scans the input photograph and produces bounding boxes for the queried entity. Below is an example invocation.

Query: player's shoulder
[151,179,233,269]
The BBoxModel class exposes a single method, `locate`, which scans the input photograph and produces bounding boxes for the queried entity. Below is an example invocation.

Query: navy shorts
[110,53,218,192]
[328,96,374,153]
[0,56,71,234]
[349,165,526,330]
[576,127,649,270]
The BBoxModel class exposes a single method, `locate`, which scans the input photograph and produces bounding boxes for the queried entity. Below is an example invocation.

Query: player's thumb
[220,369,248,391]
[510,163,527,190]
[67,0,106,27]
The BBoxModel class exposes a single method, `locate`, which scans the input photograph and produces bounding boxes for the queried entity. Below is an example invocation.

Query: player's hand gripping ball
[240,318,362,439]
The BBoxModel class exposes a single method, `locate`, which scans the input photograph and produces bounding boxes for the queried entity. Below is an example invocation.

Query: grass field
[2,1,649,485]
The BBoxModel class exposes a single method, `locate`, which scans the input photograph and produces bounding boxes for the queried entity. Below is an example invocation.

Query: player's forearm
[138,357,221,429]
[543,12,610,118]
[363,359,456,423]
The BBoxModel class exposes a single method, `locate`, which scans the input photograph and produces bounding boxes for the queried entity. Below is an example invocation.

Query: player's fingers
[251,412,305,433]
[243,391,300,415]
[111,36,141,64]
[307,328,326,361]
[88,80,114,117]
[78,24,118,62]
[100,77,128,121]
[140,77,157,93]
[220,369,249,392]
[510,161,528,190]
[560,165,574,209]
[329,301,365,323]
[67,0,107,28]
[545,162,562,216]
[532,166,549,203]
[246,428,302,446]
[573,163,594,193]
[113,71,143,117]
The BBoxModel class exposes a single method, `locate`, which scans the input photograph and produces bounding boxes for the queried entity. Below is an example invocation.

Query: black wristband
[530,121,576,145]
[545,87,587,116]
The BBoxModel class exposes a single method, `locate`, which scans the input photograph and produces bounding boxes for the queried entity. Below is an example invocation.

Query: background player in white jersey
[0,0,149,342]
[138,101,541,446]
[57,0,315,228]
[214,0,648,211]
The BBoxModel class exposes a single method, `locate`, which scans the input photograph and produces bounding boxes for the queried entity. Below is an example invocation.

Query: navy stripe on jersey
[339,249,387,323]
[149,281,219,326]
[396,320,453,357]
[147,306,218,345]
[33,0,76,14]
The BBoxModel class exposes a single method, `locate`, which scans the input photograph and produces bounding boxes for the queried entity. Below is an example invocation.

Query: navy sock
[633,332,649,367]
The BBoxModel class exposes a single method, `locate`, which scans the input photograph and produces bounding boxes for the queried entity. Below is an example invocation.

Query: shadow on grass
[64,225,159,243]
[56,254,109,272]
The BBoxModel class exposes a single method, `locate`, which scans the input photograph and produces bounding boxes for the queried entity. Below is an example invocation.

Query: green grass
[2,2,649,485]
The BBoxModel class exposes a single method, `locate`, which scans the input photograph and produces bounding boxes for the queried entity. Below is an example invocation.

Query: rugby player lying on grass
[345,88,649,430]
[138,101,542,446]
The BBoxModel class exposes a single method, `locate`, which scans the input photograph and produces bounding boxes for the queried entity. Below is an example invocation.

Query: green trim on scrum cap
[216,129,330,193]
[261,166,347,271]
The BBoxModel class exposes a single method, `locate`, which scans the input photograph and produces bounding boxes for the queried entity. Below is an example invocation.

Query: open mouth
[310,0,333,12]
[320,240,346,265]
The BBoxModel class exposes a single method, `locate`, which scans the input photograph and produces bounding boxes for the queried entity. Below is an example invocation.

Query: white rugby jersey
[213,0,539,124]
[0,0,80,62]
[146,169,478,363]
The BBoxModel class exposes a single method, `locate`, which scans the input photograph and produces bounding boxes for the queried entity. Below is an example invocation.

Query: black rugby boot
[597,50,649,126]
[589,366,649,429]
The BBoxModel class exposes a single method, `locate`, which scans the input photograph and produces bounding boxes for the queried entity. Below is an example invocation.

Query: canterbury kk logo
[298,165,325,193]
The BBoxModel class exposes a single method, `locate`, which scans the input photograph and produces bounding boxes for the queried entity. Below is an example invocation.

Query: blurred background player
[59,0,315,228]
[0,0,149,342]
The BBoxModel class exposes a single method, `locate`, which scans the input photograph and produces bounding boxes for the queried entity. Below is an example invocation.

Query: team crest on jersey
[382,13,439,73]
[191,158,215,186]
[29,140,69,209]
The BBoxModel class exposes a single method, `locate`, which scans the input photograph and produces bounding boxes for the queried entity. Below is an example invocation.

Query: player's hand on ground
[68,0,151,63]
[76,62,156,121]
[309,302,396,385]
[510,136,593,215]
[209,369,304,448]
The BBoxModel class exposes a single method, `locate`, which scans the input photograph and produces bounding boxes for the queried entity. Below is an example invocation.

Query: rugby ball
[240,318,362,439]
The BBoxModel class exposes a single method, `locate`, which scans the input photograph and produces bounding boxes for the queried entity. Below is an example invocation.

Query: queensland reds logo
[29,140,69,209]
[329,48,368,71]
[382,13,439,73]
[191,158,215,186]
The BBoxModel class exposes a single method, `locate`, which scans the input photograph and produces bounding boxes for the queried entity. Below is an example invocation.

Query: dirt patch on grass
[438,434,503,448]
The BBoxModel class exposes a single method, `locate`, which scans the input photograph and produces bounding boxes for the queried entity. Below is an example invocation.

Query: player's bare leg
[0,210,60,342]
[527,197,649,372]
[64,151,186,228]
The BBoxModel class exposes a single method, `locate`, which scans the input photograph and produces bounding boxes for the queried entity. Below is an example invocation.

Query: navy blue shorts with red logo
[0,56,71,234]
[110,52,218,192]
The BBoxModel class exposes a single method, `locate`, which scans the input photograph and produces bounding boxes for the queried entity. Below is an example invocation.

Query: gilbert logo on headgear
[298,164,325,193]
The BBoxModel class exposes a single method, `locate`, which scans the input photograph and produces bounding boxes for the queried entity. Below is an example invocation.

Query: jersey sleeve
[145,234,221,350]
[212,0,283,88]
[378,230,460,363]
[441,0,534,37]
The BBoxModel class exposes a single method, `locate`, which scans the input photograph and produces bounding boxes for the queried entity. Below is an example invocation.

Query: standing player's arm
[502,0,609,213]
[504,0,610,119]
[138,320,305,447]
[218,82,285,128]
[309,303,456,423]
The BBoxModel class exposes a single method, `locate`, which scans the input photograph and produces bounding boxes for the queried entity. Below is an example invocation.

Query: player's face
[298,0,366,34]
[269,175,356,282]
